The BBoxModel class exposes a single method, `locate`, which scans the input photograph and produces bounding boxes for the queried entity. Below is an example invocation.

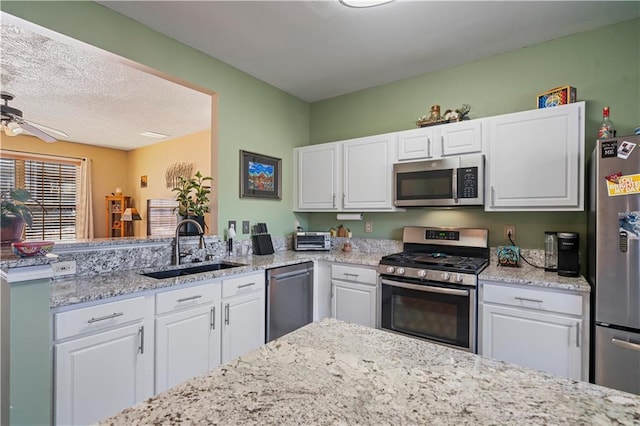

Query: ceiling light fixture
[140,131,169,139]
[338,0,396,8]
[2,120,24,136]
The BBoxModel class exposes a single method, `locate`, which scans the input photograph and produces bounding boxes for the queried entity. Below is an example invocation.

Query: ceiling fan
[1,91,68,143]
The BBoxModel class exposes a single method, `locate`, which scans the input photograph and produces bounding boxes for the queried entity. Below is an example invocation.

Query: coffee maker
[557,232,580,277]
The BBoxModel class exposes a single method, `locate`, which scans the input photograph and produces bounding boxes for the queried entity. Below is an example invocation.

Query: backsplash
[47,235,403,276]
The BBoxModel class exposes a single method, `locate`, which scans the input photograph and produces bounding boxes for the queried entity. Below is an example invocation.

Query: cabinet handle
[491,186,495,206]
[87,312,124,324]
[575,323,580,348]
[343,273,359,279]
[612,338,640,352]
[332,193,336,208]
[237,282,255,289]
[342,193,346,207]
[210,306,216,330]
[514,297,543,304]
[138,326,144,354]
[225,303,230,325]
[440,135,445,155]
[427,138,431,157]
[177,295,202,303]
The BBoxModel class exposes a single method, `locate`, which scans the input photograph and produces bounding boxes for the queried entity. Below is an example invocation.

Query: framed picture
[239,150,282,200]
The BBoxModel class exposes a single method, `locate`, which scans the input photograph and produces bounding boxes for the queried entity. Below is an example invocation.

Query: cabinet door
[221,290,265,363]
[331,280,377,328]
[155,304,220,393]
[482,304,582,380]
[485,103,583,211]
[55,322,150,425]
[397,127,435,160]
[440,120,482,156]
[343,133,396,209]
[296,143,339,210]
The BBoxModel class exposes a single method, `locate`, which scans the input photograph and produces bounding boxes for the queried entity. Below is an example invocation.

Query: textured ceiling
[0,16,212,150]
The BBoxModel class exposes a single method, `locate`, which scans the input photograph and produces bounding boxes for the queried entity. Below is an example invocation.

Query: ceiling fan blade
[16,120,58,143]
[20,118,69,138]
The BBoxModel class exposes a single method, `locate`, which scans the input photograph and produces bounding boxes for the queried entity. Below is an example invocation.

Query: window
[1,151,80,241]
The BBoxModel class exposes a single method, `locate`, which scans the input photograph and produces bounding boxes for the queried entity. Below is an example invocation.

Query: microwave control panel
[457,166,478,198]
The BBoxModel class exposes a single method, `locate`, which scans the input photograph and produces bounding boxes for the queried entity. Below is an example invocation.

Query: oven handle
[381,279,470,296]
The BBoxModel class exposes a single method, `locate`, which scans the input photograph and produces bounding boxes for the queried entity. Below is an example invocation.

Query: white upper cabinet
[295,133,398,211]
[397,127,435,160]
[343,133,396,210]
[484,102,584,211]
[440,119,483,156]
[397,120,482,161]
[296,143,340,210]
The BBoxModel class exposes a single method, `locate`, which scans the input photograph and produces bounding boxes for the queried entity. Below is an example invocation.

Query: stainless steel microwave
[393,154,484,207]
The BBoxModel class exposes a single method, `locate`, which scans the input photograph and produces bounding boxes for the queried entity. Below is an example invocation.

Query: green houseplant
[1,188,42,244]
[172,171,213,235]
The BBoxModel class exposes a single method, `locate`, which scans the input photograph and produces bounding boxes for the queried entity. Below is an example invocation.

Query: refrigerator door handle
[611,337,640,352]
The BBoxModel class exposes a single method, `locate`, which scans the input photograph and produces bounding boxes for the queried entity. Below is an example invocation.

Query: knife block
[252,234,274,255]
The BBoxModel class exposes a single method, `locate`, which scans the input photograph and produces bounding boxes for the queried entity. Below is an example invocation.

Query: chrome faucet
[174,219,206,265]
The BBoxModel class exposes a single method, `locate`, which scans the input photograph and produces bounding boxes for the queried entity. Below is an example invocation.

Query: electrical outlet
[52,260,77,277]
[242,221,250,234]
[365,221,373,233]
[504,225,516,241]
[228,220,236,231]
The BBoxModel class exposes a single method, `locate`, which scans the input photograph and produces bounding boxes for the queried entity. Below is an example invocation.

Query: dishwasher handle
[269,269,311,281]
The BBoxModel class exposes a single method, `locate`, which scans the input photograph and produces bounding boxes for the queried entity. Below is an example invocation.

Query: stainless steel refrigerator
[588,134,640,394]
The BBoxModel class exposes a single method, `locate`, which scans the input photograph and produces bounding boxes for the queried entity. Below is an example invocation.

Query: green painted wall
[308,18,640,249]
[1,1,310,238]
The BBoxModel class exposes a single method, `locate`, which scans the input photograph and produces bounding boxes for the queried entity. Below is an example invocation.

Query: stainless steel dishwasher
[266,261,314,342]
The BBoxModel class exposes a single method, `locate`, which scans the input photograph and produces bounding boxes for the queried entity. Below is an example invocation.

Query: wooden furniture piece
[105,195,132,237]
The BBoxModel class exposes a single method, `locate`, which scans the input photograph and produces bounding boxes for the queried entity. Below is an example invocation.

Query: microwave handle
[452,168,458,201]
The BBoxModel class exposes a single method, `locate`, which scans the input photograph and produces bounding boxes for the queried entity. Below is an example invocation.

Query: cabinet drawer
[156,282,220,315]
[222,272,265,298]
[331,264,377,285]
[55,296,145,340]
[482,283,582,316]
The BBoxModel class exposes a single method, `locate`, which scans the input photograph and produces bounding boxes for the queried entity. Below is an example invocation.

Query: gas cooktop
[377,226,489,286]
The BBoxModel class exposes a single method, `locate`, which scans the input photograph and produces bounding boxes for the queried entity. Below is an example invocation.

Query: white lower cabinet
[154,282,221,393]
[54,296,153,425]
[221,272,266,363]
[480,282,587,381]
[331,264,377,328]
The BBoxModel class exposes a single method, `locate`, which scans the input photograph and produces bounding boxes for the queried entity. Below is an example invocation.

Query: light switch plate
[52,260,77,277]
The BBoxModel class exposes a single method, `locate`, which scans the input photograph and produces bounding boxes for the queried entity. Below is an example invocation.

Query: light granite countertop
[49,250,387,309]
[101,318,639,425]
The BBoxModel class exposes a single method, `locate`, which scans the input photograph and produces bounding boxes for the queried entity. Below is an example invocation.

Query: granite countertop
[101,318,640,425]
[50,250,386,309]
[480,262,591,293]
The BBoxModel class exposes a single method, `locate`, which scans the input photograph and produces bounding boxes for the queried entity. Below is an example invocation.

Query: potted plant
[172,171,213,235]
[1,188,42,245]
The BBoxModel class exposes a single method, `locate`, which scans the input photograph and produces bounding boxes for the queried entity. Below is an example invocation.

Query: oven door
[380,277,476,352]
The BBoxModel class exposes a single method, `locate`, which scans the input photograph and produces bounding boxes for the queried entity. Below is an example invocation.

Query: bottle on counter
[598,106,615,140]
[544,232,558,272]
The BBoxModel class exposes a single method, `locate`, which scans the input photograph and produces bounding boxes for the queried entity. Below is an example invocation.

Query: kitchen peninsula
[102,318,639,425]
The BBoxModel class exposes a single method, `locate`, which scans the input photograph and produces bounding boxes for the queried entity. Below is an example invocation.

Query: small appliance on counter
[293,231,331,251]
[557,232,579,277]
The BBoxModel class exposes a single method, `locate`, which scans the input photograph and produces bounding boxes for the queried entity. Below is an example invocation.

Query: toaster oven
[294,232,331,251]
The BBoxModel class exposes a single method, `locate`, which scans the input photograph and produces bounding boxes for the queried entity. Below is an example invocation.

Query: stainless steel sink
[141,262,246,279]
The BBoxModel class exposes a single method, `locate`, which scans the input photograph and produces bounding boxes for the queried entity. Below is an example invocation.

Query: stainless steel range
[378,226,489,352]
